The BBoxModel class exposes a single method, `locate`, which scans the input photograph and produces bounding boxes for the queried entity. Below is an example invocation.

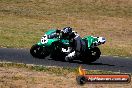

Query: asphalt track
[0,48,132,73]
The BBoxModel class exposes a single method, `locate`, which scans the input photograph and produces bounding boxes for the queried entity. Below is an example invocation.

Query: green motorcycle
[30,29,106,63]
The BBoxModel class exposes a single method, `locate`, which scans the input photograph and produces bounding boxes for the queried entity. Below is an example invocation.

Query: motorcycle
[30,29,106,63]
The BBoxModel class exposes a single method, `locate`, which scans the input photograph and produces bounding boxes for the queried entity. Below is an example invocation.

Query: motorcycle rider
[56,27,72,39]
[58,27,86,61]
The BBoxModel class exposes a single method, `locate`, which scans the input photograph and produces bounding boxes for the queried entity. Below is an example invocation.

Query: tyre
[76,75,87,85]
[81,47,101,63]
[30,44,49,59]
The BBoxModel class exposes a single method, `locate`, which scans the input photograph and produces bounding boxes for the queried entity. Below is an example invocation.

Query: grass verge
[0,62,116,75]
[0,62,131,88]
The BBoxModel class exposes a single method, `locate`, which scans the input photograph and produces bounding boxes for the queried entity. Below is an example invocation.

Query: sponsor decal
[76,66,131,85]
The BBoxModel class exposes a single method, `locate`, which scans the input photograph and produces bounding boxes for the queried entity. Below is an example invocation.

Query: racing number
[41,35,48,44]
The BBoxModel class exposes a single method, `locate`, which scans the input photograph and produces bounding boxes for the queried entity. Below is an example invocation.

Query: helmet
[62,27,72,34]
[61,27,73,39]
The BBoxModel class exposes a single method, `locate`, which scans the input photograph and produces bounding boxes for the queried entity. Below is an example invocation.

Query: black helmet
[62,27,72,34]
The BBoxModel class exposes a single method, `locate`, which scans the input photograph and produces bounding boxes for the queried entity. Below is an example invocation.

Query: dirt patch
[0,67,131,88]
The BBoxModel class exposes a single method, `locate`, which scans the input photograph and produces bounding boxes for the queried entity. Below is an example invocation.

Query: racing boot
[65,51,76,62]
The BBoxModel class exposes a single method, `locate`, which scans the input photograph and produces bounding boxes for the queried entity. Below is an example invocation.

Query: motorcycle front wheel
[30,44,49,59]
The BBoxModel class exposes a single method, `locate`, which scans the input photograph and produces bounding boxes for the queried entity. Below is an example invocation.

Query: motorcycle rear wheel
[81,47,101,63]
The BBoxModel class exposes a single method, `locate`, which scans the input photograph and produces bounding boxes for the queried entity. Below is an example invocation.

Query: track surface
[0,48,132,73]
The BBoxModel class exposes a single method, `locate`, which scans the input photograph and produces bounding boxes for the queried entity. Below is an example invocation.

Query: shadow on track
[47,58,115,67]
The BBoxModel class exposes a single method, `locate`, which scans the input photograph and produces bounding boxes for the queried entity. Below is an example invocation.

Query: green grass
[0,0,132,57]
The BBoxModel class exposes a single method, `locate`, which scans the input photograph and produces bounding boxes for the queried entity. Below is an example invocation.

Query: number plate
[41,34,48,44]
